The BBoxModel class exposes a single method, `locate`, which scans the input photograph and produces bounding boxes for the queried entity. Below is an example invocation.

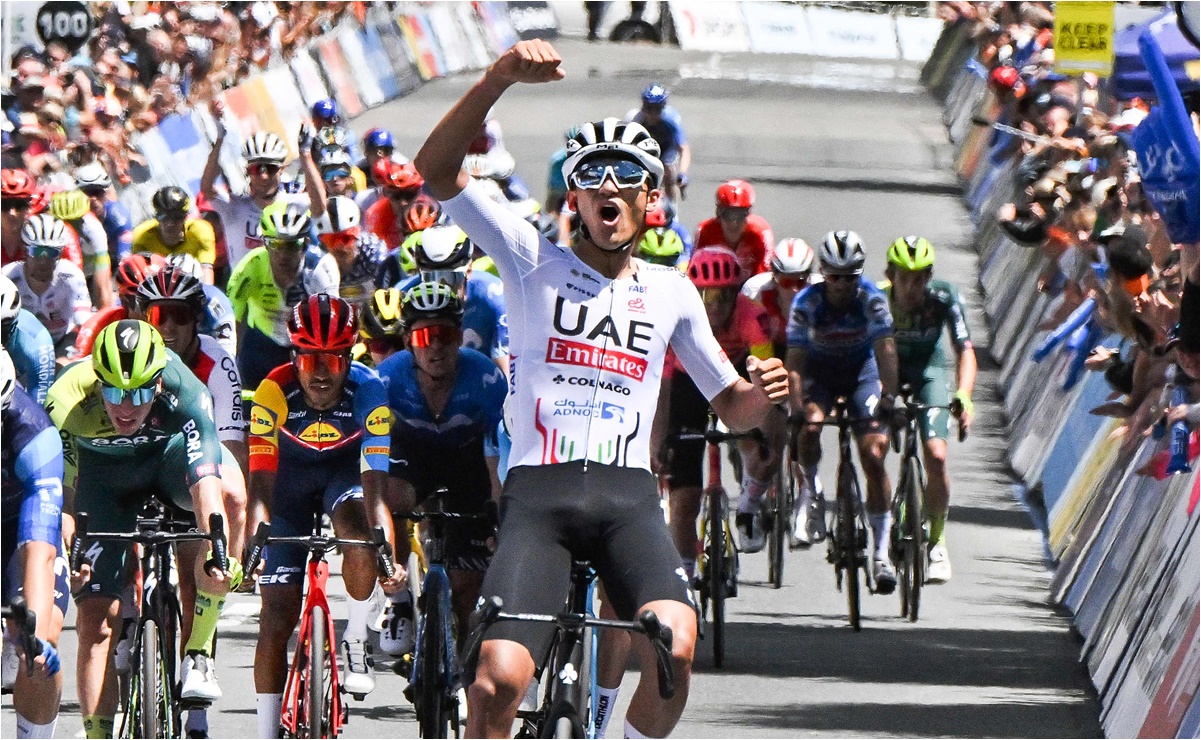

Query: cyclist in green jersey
[881,236,976,583]
[46,320,238,738]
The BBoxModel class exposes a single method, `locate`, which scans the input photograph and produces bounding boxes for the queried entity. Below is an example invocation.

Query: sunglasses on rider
[322,167,352,182]
[248,163,282,177]
[775,274,810,291]
[569,159,650,190]
[700,287,736,306]
[266,237,306,252]
[370,146,394,157]
[28,245,63,260]
[420,269,467,293]
[409,324,461,348]
[718,207,750,222]
[155,211,186,224]
[386,186,421,201]
[146,302,197,327]
[822,272,859,283]
[100,381,158,406]
[368,337,405,356]
[80,186,107,198]
[318,231,357,251]
[292,350,350,375]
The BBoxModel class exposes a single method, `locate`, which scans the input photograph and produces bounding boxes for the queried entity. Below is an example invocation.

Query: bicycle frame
[280,551,345,739]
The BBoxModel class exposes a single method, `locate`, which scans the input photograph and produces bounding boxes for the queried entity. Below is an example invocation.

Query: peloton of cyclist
[364,162,427,249]
[881,236,976,583]
[313,196,387,308]
[694,179,775,277]
[47,320,235,738]
[372,282,507,657]
[245,294,401,738]
[785,230,902,591]
[1,350,67,739]
[132,186,218,284]
[4,214,91,360]
[415,40,788,739]
[742,238,817,366]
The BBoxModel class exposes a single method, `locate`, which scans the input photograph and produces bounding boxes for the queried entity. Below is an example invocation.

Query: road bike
[890,385,965,622]
[243,516,394,738]
[461,562,675,739]
[70,501,228,739]
[399,488,491,739]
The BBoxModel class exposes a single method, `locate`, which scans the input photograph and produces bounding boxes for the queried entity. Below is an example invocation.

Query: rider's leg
[12,543,65,736]
[219,456,248,561]
[858,432,892,550]
[667,486,701,576]
[254,583,302,739]
[75,595,121,737]
[625,600,696,738]
[594,585,627,739]
[790,401,827,543]
[738,409,786,503]
[330,494,379,696]
[923,438,951,534]
[449,570,486,650]
[467,640,536,738]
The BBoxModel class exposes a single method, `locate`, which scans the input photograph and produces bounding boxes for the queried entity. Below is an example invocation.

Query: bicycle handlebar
[461,596,676,700]
[242,523,394,581]
[70,511,227,574]
[1,596,40,676]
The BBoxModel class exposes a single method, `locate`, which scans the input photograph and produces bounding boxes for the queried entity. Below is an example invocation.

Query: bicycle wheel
[307,607,328,739]
[839,463,862,632]
[418,590,450,738]
[903,456,924,622]
[707,491,726,669]
[138,619,174,739]
[767,460,789,589]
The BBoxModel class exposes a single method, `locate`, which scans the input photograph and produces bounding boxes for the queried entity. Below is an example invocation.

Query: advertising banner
[427,3,471,74]
[398,10,444,80]
[336,25,386,108]
[289,49,333,110]
[357,22,402,102]
[505,0,559,40]
[371,6,424,96]
[315,37,365,118]
[474,1,520,55]
[669,1,751,53]
[741,2,811,55]
[803,6,898,59]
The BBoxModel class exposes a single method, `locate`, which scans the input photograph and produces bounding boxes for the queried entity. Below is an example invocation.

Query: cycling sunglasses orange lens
[293,351,349,375]
[409,325,460,348]
[147,302,195,326]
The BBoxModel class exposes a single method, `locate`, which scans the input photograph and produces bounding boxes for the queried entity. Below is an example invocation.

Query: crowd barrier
[111,1,528,226]
[922,22,1200,739]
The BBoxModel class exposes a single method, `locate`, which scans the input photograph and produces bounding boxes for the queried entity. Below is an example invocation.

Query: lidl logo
[250,407,275,436]
[298,422,343,444]
[365,407,392,437]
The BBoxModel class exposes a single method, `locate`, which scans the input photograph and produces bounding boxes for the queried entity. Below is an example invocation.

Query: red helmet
[989,66,1020,91]
[382,162,424,191]
[27,185,50,215]
[688,247,742,289]
[1,169,35,200]
[645,202,668,228]
[405,200,441,233]
[716,179,754,208]
[116,252,167,297]
[288,293,357,351]
[371,158,393,185]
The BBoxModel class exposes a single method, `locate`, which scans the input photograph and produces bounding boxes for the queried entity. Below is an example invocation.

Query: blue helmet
[641,83,668,106]
[311,99,338,123]
[364,128,394,150]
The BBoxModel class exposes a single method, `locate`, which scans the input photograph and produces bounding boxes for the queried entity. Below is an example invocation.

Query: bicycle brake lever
[243,522,271,579]
[7,596,38,675]
[637,610,675,699]
[207,513,228,574]
[371,526,396,579]
[69,512,90,574]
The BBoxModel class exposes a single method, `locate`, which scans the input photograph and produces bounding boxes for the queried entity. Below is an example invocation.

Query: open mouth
[599,203,621,225]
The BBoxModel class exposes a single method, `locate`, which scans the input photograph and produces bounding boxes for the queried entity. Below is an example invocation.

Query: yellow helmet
[50,190,90,221]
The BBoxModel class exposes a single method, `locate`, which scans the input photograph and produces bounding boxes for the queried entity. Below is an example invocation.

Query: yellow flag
[1054,1,1116,75]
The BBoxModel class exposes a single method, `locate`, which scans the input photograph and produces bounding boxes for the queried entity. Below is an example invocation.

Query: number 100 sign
[36,1,94,54]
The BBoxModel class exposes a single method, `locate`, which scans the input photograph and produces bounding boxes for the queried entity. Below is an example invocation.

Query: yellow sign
[1054,1,1116,75]
[298,422,343,444]
[365,406,392,437]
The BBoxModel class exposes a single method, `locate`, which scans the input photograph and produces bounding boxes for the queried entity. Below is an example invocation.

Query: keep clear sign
[1053,1,1115,75]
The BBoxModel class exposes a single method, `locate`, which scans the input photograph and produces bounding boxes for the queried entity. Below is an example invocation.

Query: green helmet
[399,230,422,275]
[50,189,91,222]
[638,228,684,266]
[260,200,312,241]
[886,236,936,272]
[402,281,464,325]
[93,319,168,389]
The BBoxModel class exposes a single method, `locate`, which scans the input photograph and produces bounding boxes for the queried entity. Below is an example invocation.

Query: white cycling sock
[869,511,892,560]
[185,708,208,736]
[344,594,371,642]
[623,718,650,739]
[593,686,620,738]
[741,473,770,503]
[15,712,56,739]
[256,693,283,740]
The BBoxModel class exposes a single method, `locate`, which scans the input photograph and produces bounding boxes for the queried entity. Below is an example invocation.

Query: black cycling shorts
[480,461,693,662]
[664,372,709,489]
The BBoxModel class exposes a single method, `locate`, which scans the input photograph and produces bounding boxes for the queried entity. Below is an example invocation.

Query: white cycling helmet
[818,230,866,274]
[561,118,663,189]
[0,350,14,410]
[414,225,472,271]
[164,253,205,280]
[74,162,112,190]
[771,238,814,275]
[317,147,353,170]
[314,196,360,234]
[242,132,288,164]
[21,214,69,249]
[0,275,20,323]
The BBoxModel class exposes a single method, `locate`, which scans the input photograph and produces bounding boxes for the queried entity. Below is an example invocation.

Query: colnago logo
[546,338,648,381]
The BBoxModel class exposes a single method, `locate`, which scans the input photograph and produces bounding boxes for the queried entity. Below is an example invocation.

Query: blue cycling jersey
[786,277,894,369]
[397,272,509,361]
[8,309,55,405]
[375,348,506,455]
[101,200,133,262]
[627,106,687,162]
[2,385,64,553]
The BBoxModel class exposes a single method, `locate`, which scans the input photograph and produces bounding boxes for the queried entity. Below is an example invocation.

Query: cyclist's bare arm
[361,468,405,592]
[786,347,807,411]
[873,336,900,398]
[21,540,57,642]
[200,108,226,201]
[416,41,565,200]
[244,470,275,561]
[954,340,978,402]
[709,356,788,432]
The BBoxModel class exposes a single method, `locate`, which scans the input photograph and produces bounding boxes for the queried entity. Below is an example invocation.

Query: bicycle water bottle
[1168,384,1192,475]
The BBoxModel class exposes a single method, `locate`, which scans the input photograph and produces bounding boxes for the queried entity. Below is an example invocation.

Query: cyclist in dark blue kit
[1,275,55,405]
[1,350,67,739]
[372,282,507,657]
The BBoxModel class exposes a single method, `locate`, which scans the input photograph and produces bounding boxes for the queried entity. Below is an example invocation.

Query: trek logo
[546,338,648,381]
[551,374,631,396]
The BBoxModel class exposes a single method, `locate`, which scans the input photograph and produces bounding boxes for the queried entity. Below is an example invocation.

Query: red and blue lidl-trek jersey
[248,361,392,474]
[786,277,894,372]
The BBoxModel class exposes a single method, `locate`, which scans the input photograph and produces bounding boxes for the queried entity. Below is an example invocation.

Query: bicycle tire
[839,462,862,632]
[707,492,726,669]
[307,607,327,739]
[768,460,789,589]
[893,464,912,620]
[139,621,160,739]
[418,590,449,738]
[903,456,924,622]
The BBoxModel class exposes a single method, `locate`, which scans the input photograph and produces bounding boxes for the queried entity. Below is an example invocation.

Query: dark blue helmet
[364,128,394,150]
[311,99,338,123]
[641,83,668,106]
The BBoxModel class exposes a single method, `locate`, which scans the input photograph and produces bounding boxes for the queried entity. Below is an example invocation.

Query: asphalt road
[3,34,1102,740]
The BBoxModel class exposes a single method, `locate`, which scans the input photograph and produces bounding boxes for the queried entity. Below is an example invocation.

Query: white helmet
[561,118,663,189]
[818,230,866,274]
[314,196,360,234]
[74,162,112,190]
[0,350,15,410]
[21,214,69,249]
[771,238,814,275]
[242,132,288,164]
[0,275,20,323]
[164,253,205,280]
[414,225,472,271]
[317,147,353,170]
